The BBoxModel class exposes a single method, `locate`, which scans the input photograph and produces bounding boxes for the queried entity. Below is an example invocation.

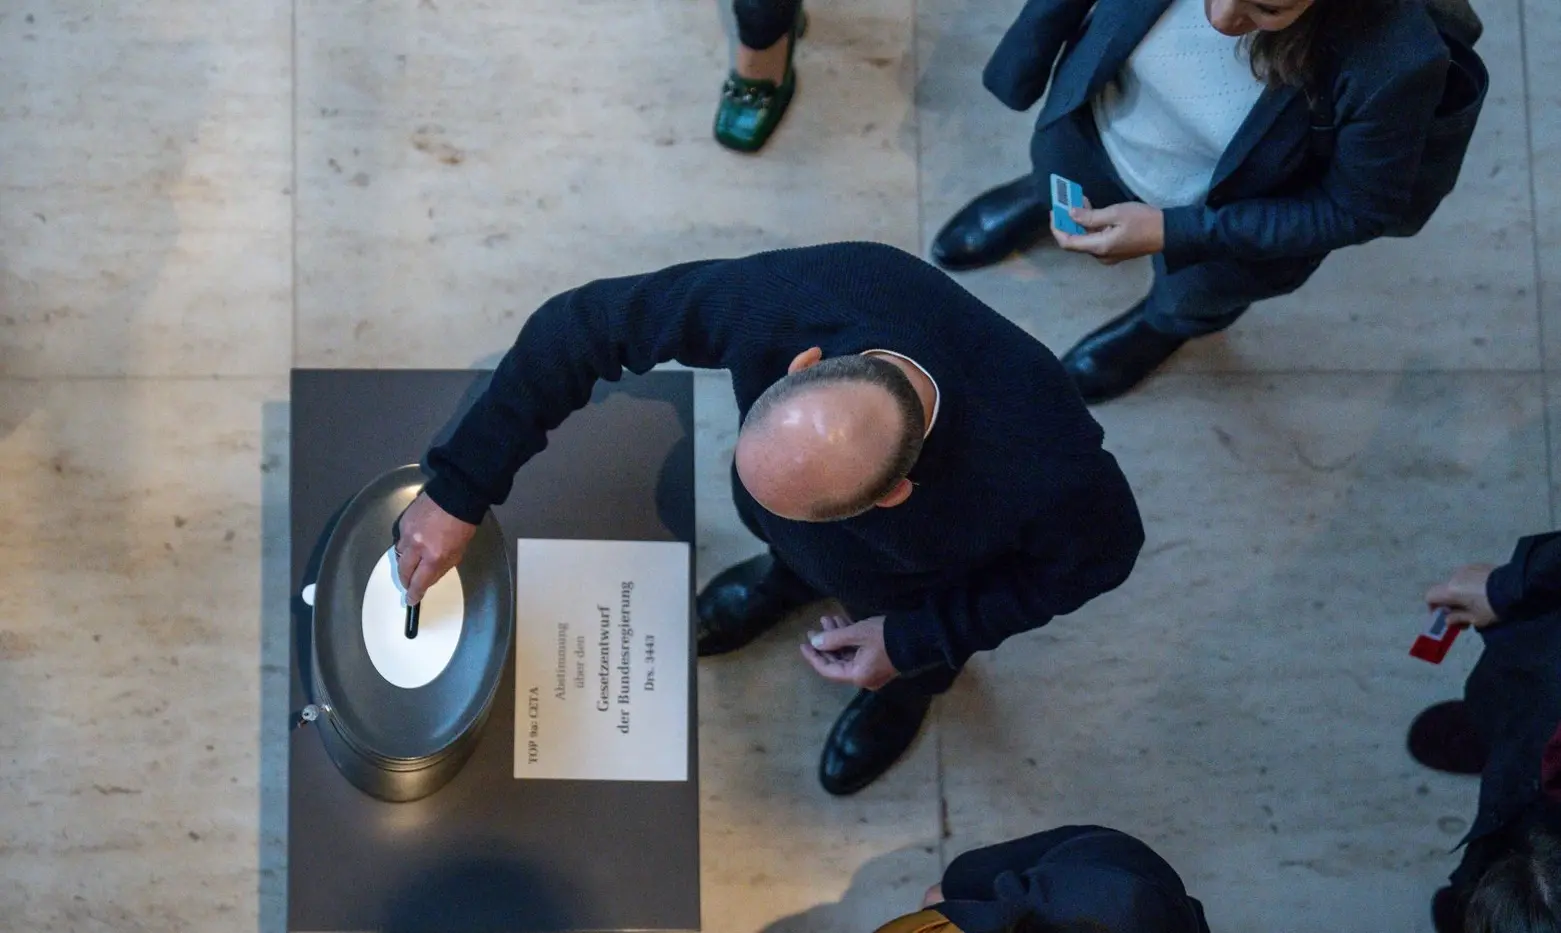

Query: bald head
[735,355,925,522]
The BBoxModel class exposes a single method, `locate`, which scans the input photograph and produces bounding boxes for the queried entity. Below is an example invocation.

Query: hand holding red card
[1410,607,1467,664]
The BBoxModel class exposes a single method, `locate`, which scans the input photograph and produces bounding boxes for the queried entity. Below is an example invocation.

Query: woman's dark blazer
[983,0,1451,273]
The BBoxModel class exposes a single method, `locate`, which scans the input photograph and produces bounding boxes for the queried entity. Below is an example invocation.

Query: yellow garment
[871,908,965,933]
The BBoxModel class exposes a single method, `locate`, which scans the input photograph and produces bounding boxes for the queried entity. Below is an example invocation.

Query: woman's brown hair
[1243,0,1398,88]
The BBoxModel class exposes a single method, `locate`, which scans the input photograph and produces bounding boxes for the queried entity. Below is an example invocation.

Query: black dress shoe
[819,688,932,796]
[931,176,1052,271]
[1431,885,1466,933]
[1408,700,1488,775]
[1060,301,1187,404]
[696,553,819,657]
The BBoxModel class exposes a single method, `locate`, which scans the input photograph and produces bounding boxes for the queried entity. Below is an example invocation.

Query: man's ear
[787,346,824,374]
[874,477,914,509]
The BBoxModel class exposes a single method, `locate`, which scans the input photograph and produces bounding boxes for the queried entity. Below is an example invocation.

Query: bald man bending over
[394,241,1144,795]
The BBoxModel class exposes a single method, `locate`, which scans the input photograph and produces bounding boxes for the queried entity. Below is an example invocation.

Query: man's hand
[1427,563,1499,629]
[800,613,899,690]
[1052,201,1165,264]
[920,883,943,909]
[394,493,478,605]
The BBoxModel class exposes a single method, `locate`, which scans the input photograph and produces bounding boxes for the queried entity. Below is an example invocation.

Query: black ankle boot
[818,688,932,795]
[1431,886,1466,933]
[695,553,819,657]
[1408,700,1488,775]
[931,176,1051,271]
[1060,301,1187,404]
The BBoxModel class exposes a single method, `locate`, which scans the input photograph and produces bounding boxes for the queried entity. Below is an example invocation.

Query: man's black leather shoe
[1060,301,1187,404]
[931,176,1052,271]
[1408,700,1488,776]
[819,688,932,796]
[1431,886,1465,933]
[696,553,819,657]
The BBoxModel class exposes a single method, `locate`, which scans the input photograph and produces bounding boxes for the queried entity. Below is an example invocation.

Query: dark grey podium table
[288,369,700,933]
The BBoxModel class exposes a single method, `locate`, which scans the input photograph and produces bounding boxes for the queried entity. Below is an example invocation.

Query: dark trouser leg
[1063,237,1327,401]
[1027,107,1133,211]
[733,0,802,50]
[1140,252,1327,338]
[933,108,1131,271]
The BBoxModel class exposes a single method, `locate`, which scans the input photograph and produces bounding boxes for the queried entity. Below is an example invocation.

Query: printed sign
[512,539,691,781]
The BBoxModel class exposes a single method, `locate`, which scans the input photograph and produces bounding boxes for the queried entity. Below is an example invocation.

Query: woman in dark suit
[931,0,1464,403]
[872,825,1209,933]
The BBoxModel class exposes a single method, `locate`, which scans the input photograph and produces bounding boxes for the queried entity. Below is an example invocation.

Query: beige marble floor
[0,0,1556,930]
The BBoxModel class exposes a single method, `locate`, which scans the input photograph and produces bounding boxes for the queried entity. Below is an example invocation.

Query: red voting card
[1410,607,1465,664]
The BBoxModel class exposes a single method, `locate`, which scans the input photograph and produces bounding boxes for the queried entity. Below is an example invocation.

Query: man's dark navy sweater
[423,242,1144,675]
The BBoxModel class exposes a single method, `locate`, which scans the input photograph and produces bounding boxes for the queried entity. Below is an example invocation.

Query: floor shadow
[755,845,938,933]
[379,855,577,933]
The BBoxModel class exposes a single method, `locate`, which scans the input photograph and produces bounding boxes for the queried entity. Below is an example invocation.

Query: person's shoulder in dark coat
[932,825,1209,933]
[1326,0,1449,110]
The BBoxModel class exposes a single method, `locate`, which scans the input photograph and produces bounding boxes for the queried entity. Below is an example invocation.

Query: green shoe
[713,11,805,153]
[713,72,796,153]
